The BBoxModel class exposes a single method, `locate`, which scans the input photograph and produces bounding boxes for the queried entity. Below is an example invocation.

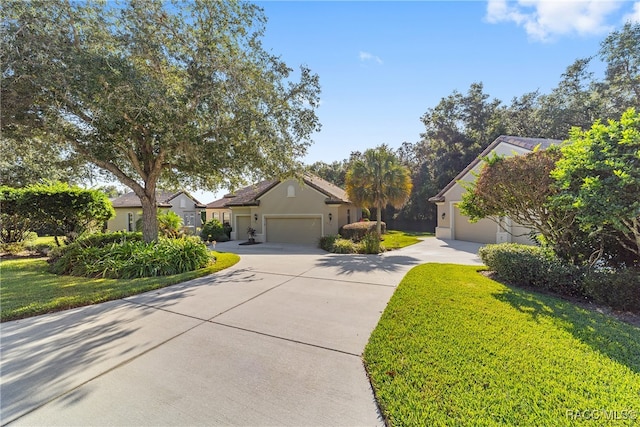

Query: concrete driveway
[1,238,483,426]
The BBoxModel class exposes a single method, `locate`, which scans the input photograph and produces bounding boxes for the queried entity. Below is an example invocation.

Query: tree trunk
[139,191,159,243]
[376,200,382,236]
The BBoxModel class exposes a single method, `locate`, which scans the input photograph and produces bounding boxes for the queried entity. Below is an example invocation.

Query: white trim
[449,201,457,239]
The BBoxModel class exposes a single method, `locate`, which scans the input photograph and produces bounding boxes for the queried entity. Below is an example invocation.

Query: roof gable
[428,135,562,203]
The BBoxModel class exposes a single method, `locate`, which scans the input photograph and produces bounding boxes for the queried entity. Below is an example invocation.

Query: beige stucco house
[107,190,206,234]
[428,135,562,245]
[204,197,232,225]
[210,175,361,245]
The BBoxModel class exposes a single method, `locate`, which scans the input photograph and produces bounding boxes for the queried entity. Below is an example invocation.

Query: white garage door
[265,217,322,245]
[453,206,496,244]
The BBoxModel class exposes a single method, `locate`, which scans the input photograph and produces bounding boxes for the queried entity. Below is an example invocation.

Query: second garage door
[265,216,322,245]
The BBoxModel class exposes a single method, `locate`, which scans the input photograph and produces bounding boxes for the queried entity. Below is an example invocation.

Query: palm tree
[345,145,413,236]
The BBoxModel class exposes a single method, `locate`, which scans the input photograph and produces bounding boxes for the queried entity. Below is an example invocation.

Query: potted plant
[247,226,256,243]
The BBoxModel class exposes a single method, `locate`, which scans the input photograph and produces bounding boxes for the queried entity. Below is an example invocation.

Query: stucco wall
[107,208,140,232]
[228,179,359,242]
[435,142,540,244]
[205,208,232,224]
[106,192,204,233]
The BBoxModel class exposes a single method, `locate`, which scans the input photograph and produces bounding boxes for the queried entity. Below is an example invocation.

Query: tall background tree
[2,0,320,242]
[345,145,412,236]
[552,108,640,264]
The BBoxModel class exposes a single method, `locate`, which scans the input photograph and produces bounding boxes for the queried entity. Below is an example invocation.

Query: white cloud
[624,1,640,23]
[486,0,623,42]
[359,51,383,65]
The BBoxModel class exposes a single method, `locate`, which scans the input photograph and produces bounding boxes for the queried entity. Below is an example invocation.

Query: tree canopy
[2,0,320,242]
[552,108,640,261]
[345,145,412,236]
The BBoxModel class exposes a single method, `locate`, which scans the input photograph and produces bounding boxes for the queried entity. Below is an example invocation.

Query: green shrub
[49,231,142,262]
[332,238,359,254]
[1,186,32,244]
[361,207,370,220]
[478,243,583,296]
[358,232,384,254]
[319,234,340,252]
[340,221,386,241]
[200,219,225,241]
[1,242,26,254]
[583,268,640,313]
[48,235,210,279]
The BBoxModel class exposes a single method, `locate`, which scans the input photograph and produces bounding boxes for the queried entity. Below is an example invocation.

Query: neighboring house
[107,190,206,233]
[204,197,232,225]
[212,175,361,245]
[428,135,562,245]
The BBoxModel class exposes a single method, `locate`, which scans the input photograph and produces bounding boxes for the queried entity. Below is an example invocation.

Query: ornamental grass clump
[48,234,211,279]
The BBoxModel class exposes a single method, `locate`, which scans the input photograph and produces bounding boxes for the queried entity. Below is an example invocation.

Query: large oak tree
[2,0,321,242]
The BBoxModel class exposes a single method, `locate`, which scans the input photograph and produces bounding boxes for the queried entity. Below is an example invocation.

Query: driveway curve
[1,238,483,426]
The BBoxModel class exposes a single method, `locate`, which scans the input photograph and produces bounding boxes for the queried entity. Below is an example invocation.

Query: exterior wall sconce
[254,213,258,221]
[441,212,446,220]
[328,213,333,222]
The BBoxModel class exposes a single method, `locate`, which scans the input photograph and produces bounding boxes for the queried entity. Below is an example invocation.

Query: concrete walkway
[1,238,483,426]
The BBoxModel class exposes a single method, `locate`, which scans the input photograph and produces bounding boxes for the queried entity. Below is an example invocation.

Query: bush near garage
[200,219,229,242]
[48,233,211,279]
[340,221,386,242]
[319,232,385,254]
[319,234,340,252]
[331,238,360,254]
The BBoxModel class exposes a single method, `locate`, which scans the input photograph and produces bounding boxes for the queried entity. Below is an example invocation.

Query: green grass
[382,230,433,250]
[364,264,640,426]
[0,251,240,322]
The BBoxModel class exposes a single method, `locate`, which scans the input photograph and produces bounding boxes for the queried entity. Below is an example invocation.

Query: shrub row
[479,243,640,313]
[48,233,211,279]
[339,221,386,242]
[319,233,385,254]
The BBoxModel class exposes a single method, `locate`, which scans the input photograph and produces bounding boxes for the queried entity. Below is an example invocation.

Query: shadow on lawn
[494,285,640,375]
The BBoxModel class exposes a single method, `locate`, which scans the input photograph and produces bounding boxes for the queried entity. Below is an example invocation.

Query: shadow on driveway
[314,254,422,276]
[1,302,153,423]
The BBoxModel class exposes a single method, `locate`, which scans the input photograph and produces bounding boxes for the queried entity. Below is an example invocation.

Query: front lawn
[364,263,640,426]
[0,251,240,322]
[382,230,433,250]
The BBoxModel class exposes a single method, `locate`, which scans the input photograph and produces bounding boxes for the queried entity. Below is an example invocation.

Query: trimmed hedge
[583,268,640,312]
[478,243,583,296]
[318,232,385,254]
[479,243,640,313]
[48,234,211,279]
[340,221,386,241]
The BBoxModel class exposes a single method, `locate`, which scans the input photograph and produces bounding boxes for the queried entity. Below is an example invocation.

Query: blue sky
[191,0,640,202]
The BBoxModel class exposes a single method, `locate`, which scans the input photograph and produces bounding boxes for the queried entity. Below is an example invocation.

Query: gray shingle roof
[428,135,563,203]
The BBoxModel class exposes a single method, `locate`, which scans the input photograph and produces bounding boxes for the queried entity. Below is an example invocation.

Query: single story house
[208,175,361,245]
[205,197,232,225]
[107,190,206,233]
[428,135,562,245]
